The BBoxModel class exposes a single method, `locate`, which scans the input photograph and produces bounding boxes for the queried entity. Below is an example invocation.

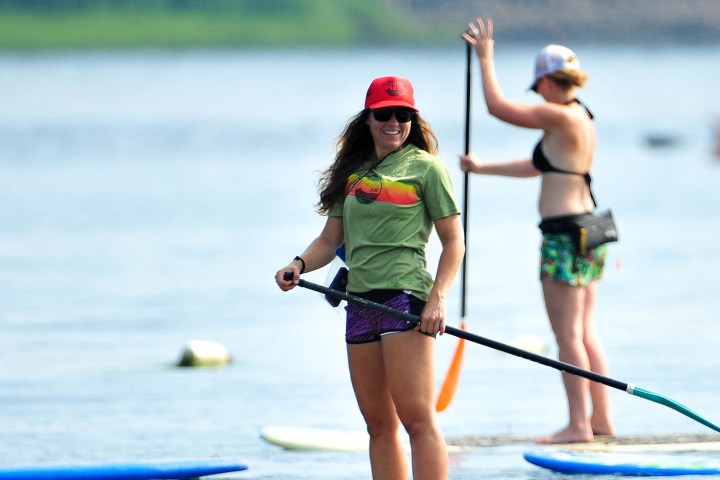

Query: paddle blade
[436,322,466,412]
[630,386,720,434]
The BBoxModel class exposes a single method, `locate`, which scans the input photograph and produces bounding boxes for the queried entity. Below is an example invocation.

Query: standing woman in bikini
[460,19,615,444]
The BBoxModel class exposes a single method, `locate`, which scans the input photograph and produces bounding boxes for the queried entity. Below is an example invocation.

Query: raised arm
[462,18,564,130]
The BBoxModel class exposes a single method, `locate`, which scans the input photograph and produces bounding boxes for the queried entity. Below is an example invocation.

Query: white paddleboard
[261,426,371,452]
[261,426,465,453]
[565,441,720,453]
[444,433,720,452]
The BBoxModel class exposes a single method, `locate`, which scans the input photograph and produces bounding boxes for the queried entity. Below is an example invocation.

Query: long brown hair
[315,109,438,214]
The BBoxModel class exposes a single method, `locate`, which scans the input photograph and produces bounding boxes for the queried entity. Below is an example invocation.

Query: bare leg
[535,278,594,444]
[347,342,408,480]
[582,282,615,436]
[383,331,448,480]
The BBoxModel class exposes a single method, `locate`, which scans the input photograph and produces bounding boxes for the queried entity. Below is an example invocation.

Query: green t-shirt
[329,144,460,300]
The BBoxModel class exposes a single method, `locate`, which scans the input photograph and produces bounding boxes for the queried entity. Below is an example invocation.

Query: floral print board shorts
[540,233,607,287]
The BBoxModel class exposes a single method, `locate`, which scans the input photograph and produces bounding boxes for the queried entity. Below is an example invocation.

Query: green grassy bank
[0,1,454,50]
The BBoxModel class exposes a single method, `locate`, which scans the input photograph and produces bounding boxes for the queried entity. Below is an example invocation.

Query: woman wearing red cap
[276,76,463,478]
[461,19,616,444]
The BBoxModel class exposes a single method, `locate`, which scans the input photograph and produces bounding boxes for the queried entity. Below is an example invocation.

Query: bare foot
[534,425,593,444]
[591,416,616,437]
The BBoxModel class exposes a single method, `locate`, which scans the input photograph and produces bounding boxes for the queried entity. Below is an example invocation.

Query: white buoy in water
[176,339,232,367]
[508,334,547,355]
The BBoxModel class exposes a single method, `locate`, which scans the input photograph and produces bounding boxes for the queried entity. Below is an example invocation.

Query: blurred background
[1,0,720,49]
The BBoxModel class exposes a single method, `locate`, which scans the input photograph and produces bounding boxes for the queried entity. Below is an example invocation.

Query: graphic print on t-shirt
[347,172,418,206]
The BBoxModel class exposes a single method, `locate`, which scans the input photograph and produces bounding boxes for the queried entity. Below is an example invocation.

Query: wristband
[293,256,306,274]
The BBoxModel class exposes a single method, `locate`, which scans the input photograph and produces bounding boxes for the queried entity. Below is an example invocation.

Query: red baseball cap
[364,76,418,111]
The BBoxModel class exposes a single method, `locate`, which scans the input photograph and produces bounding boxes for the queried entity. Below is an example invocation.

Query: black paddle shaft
[284,274,629,392]
[460,41,471,321]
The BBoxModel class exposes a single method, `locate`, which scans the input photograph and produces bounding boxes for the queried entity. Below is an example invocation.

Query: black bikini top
[531,98,597,206]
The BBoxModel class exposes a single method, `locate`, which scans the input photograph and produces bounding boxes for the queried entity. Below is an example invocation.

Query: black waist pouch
[539,210,618,255]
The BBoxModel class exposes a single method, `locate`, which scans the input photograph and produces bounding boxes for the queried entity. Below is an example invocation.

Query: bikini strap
[564,98,594,120]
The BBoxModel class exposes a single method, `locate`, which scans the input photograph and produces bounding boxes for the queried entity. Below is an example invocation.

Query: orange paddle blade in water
[435,322,466,412]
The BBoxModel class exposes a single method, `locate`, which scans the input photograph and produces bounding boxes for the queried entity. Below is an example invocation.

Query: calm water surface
[1,46,719,478]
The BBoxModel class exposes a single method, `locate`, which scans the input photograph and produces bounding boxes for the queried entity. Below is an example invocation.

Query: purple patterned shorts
[345,292,427,344]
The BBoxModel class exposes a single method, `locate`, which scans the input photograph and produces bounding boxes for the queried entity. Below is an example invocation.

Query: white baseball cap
[529,44,580,92]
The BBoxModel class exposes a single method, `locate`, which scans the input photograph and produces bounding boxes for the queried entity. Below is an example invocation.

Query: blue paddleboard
[524,449,720,476]
[0,457,248,480]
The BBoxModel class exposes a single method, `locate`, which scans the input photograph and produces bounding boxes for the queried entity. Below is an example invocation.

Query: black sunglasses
[371,108,415,123]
